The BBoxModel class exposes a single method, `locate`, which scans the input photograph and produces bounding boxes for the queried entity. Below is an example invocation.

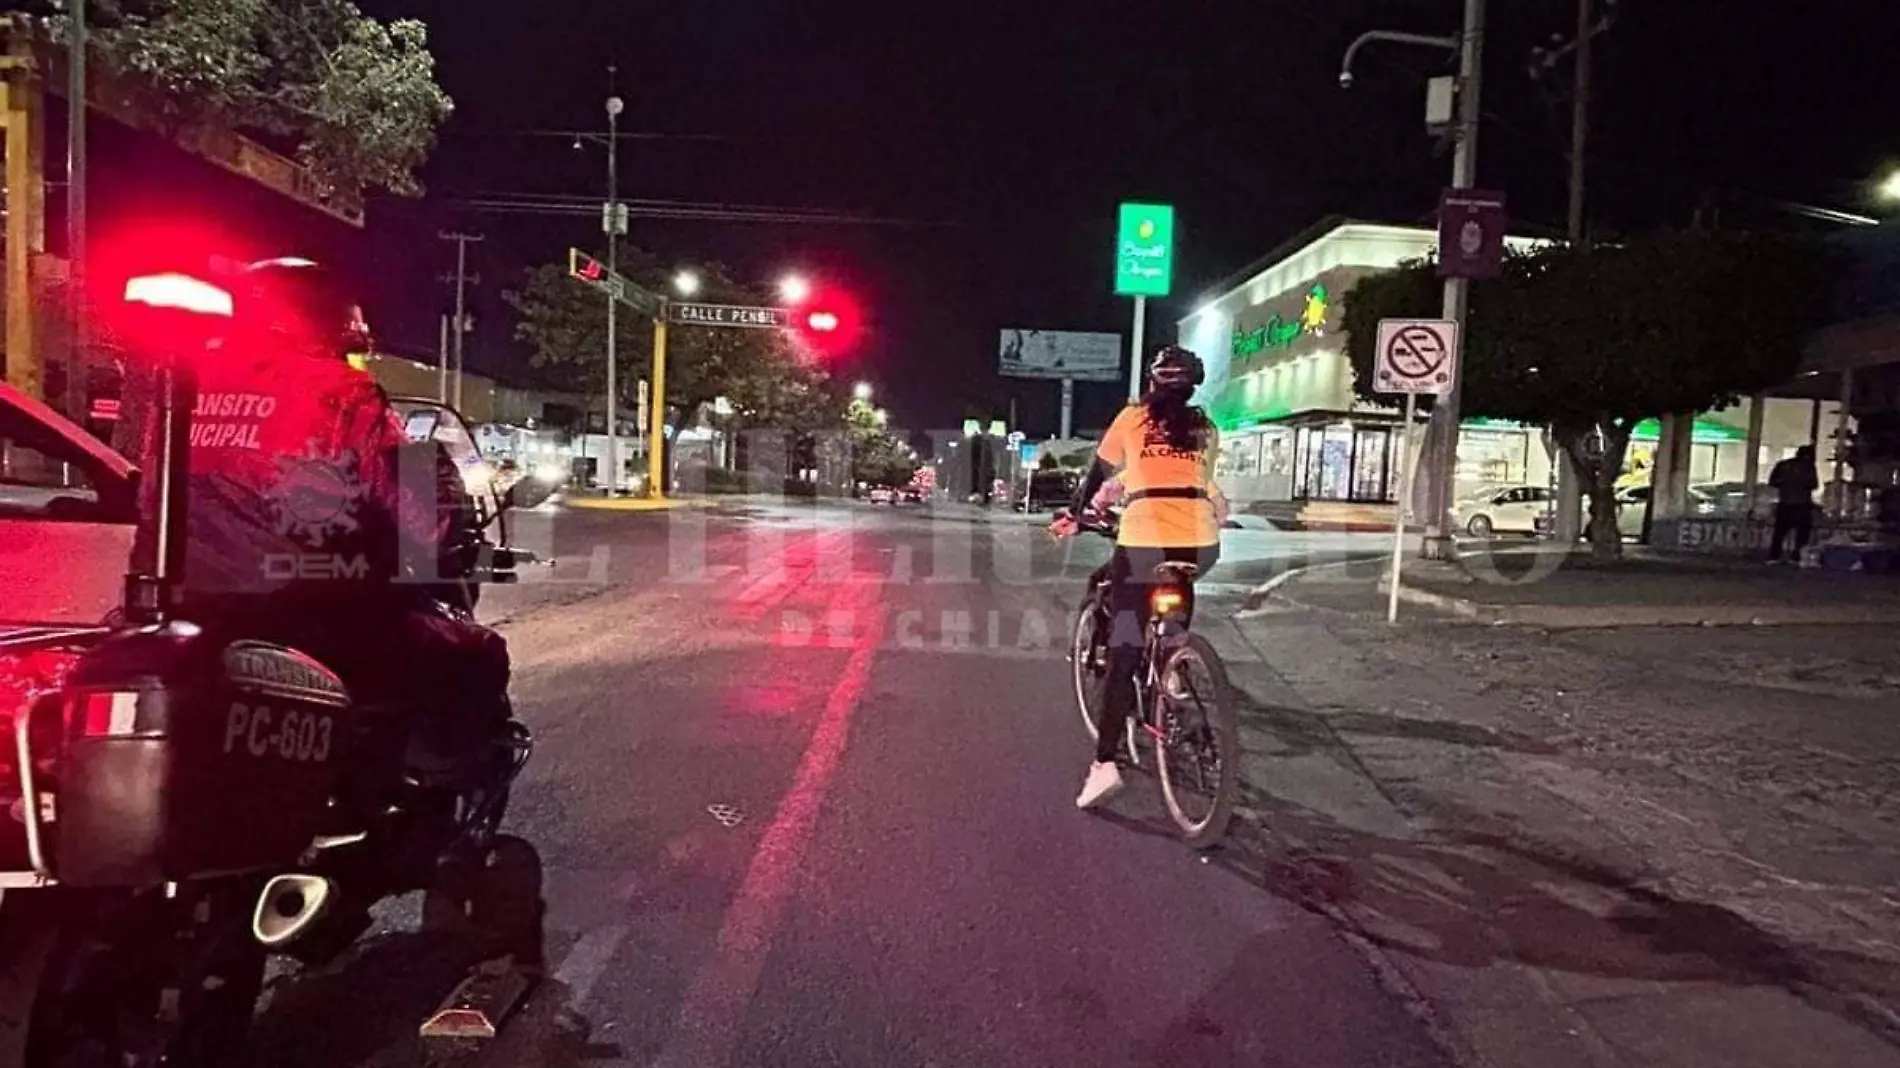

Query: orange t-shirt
[1097,404,1220,549]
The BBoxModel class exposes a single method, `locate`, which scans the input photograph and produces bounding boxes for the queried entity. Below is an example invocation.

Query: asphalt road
[244,499,1434,1068]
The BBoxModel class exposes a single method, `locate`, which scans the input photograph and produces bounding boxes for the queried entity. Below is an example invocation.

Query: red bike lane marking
[652,579,887,1068]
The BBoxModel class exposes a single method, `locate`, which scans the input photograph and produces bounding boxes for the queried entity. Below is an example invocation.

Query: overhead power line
[442,194,954,229]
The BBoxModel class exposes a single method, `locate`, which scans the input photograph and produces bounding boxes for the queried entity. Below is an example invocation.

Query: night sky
[332,0,1900,437]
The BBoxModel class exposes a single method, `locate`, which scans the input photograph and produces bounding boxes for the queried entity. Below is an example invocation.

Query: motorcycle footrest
[419,955,537,1042]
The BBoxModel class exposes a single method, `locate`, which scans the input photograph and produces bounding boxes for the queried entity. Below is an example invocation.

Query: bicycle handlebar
[1054,507,1119,537]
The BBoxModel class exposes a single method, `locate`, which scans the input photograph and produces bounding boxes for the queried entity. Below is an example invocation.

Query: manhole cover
[707,804,745,828]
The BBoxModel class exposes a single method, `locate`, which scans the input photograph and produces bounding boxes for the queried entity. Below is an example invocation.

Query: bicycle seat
[1153,561,1200,582]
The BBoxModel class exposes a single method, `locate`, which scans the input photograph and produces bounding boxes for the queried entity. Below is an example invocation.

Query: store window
[1293,422,1397,502]
[1458,430,1531,487]
[1216,432,1262,479]
[1350,426,1392,501]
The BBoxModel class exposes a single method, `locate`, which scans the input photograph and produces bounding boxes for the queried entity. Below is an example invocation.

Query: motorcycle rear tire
[0,890,265,1068]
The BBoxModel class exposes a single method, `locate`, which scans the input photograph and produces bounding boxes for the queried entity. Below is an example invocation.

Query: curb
[1384,580,1900,629]
[1256,565,1900,629]
[565,496,717,512]
[1240,558,1370,613]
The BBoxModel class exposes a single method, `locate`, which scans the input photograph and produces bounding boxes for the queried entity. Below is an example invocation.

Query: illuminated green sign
[1232,284,1329,358]
[1114,203,1175,297]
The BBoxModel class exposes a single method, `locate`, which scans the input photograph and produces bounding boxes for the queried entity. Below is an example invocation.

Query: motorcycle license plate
[221,699,337,764]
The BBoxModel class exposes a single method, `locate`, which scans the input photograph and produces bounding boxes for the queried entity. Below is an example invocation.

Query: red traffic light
[569,248,608,283]
[785,281,863,357]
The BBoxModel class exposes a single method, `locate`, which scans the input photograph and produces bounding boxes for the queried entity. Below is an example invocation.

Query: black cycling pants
[1095,544,1219,764]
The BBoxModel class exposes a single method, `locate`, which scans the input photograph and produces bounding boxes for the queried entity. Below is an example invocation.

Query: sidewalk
[1210,572,1900,1068]
[1302,548,1900,627]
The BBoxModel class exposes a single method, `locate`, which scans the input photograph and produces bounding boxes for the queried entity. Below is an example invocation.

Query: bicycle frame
[1082,570,1194,743]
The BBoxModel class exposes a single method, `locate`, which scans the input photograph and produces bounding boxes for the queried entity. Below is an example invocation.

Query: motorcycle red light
[123,273,235,317]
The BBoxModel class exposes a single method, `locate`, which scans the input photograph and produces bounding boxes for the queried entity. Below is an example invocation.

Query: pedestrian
[1767,445,1819,564]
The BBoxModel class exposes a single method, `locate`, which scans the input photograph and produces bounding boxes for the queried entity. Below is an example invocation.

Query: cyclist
[1052,345,1222,809]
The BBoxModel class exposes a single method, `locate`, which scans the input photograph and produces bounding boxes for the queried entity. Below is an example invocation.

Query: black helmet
[236,257,371,359]
[1148,345,1204,389]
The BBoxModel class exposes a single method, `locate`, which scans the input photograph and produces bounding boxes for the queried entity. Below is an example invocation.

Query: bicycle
[1060,508,1241,848]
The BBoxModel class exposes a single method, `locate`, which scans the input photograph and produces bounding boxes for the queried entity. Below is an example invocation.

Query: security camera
[1338,70,1356,89]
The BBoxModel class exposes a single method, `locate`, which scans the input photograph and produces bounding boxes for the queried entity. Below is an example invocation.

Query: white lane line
[650,596,886,1068]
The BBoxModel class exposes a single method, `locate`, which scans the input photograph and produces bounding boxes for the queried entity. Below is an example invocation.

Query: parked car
[1451,484,1554,537]
[1015,469,1080,513]
[896,485,925,504]
[866,485,896,505]
[1614,484,1717,539]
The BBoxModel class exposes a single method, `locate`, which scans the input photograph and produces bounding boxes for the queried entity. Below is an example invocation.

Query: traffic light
[569,248,607,284]
[786,286,862,357]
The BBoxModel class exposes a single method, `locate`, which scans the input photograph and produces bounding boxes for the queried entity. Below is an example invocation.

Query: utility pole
[1340,0,1487,561]
[604,72,628,495]
[437,231,483,410]
[66,0,87,423]
[1424,0,1487,560]
[1552,0,1594,545]
[1567,0,1593,244]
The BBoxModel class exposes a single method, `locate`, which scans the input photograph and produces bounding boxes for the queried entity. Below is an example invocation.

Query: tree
[1344,230,1841,558]
[843,397,919,487]
[69,0,453,198]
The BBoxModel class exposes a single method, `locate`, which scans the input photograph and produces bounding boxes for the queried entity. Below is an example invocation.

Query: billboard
[999,329,1122,382]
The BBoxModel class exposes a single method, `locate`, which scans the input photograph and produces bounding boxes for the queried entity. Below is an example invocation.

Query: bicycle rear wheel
[1152,633,1241,848]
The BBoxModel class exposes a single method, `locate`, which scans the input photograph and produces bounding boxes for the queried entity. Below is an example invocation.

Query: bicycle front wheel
[1069,597,1106,741]
[1153,633,1241,848]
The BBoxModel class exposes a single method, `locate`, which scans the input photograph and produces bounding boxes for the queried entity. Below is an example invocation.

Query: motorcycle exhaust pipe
[252,874,336,947]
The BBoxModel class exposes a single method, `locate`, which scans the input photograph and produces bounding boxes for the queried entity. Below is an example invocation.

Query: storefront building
[1179,218,1840,530]
[1177,219,1546,526]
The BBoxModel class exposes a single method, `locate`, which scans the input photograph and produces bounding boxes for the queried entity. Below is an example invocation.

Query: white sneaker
[1075,761,1125,810]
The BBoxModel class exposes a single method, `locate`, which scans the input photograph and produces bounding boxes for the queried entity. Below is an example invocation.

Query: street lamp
[874,407,889,426]
[854,381,874,402]
[1879,169,1900,204]
[604,85,626,496]
[674,270,701,297]
[779,274,811,304]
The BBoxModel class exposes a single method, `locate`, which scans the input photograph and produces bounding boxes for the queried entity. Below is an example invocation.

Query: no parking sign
[1374,319,1460,395]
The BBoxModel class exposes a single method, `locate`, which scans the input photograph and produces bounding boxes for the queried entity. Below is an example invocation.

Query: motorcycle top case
[55,624,352,887]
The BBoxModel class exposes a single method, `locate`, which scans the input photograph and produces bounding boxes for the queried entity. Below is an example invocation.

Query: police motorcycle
[0,271,550,1066]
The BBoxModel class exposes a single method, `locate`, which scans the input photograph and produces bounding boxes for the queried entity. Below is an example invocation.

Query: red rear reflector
[77,692,143,738]
[1150,589,1186,616]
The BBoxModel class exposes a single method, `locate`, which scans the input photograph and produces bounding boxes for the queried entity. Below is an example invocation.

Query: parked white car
[1614,484,1719,539]
[1451,485,1554,537]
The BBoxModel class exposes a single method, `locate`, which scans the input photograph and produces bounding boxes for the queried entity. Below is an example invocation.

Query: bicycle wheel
[1068,596,1107,741]
[1152,633,1241,848]
[1070,597,1141,767]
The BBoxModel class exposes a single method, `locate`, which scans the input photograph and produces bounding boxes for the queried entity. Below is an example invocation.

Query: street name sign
[668,302,791,329]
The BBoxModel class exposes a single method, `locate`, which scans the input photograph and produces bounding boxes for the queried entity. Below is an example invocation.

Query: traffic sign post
[1373,318,1461,623]
[1114,203,1175,401]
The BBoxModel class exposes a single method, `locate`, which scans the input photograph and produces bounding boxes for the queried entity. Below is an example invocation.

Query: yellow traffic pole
[2,38,46,399]
[647,311,668,499]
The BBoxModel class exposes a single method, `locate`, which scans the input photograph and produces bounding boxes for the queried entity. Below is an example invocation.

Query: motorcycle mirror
[502,476,557,513]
